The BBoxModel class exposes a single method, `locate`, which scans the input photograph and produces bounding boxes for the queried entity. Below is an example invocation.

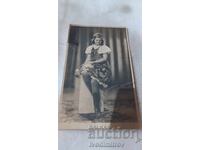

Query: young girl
[76,33,112,118]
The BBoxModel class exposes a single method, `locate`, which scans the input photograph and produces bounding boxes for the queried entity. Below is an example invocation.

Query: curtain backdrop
[64,26,132,88]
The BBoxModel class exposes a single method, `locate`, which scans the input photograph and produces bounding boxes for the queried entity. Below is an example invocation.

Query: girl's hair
[90,33,104,45]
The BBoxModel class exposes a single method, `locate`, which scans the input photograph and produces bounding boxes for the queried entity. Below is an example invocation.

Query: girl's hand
[84,63,93,69]
[75,69,80,77]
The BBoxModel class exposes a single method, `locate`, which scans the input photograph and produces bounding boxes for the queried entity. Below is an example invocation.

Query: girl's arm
[91,53,108,64]
[84,54,91,64]
[76,53,92,77]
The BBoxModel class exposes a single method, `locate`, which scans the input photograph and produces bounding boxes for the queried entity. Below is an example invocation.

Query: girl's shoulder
[98,45,112,54]
[85,45,93,54]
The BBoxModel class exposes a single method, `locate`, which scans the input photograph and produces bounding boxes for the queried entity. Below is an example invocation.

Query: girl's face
[94,37,101,46]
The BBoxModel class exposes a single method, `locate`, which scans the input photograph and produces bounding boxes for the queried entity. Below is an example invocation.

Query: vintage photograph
[59,25,141,129]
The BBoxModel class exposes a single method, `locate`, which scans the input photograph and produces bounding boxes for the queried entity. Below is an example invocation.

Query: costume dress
[78,44,112,114]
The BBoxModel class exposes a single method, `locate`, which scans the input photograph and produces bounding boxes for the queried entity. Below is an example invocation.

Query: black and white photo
[59,25,141,129]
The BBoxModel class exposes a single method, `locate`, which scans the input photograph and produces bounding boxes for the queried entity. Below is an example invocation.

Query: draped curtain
[64,26,132,88]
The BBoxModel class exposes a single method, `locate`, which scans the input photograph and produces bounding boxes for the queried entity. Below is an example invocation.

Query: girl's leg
[81,71,92,93]
[91,79,101,114]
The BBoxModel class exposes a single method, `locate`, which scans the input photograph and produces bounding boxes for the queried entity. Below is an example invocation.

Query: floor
[59,87,136,123]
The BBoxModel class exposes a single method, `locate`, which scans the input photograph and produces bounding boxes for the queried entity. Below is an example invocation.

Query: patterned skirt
[80,61,111,88]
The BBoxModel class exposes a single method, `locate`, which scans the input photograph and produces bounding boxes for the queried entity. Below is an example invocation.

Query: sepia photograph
[59,25,141,129]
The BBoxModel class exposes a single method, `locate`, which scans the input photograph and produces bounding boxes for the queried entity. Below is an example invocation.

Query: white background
[0,0,200,150]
